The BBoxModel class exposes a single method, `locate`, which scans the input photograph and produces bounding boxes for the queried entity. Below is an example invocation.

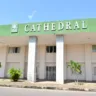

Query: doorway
[46,66,56,81]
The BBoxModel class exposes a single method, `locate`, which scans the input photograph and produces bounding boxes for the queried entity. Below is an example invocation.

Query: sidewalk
[0,79,96,92]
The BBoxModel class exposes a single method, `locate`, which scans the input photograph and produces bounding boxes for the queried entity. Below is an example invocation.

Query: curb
[0,84,96,92]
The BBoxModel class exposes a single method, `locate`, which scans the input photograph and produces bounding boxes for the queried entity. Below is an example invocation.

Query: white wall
[0,45,40,78]
[66,44,85,80]
[85,44,92,81]
[5,46,25,78]
[91,47,96,80]
[5,62,20,77]
[45,45,56,67]
[46,53,56,63]
[0,43,95,81]
[0,46,7,77]
[92,53,96,63]
[39,45,46,79]
[0,46,26,78]
[92,63,96,80]
[66,44,85,62]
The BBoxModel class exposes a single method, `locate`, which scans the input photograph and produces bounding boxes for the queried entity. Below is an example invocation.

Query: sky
[0,0,96,24]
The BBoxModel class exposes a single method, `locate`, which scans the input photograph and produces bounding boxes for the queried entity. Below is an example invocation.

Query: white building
[0,18,96,84]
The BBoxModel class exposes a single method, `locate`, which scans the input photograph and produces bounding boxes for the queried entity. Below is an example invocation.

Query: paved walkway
[0,79,96,91]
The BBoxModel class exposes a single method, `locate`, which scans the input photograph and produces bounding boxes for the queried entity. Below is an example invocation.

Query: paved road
[0,87,96,96]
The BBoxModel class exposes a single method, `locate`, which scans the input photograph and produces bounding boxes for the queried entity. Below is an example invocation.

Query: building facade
[0,18,96,84]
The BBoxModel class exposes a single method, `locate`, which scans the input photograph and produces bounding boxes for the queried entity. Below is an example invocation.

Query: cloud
[28,10,37,20]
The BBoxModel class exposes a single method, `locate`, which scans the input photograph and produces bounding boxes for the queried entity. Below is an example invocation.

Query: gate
[46,66,56,81]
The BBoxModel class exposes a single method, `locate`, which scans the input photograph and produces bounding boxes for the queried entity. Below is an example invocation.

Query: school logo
[11,23,18,33]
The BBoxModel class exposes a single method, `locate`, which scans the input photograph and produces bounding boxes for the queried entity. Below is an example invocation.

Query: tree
[67,60,82,84]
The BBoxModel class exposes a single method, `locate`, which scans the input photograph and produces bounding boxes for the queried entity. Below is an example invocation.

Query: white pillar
[56,35,64,84]
[27,36,37,82]
[85,44,92,81]
[1,46,7,77]
[64,44,67,80]
[39,45,46,80]
[20,46,25,78]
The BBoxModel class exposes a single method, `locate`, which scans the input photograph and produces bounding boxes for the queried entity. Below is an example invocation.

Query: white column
[1,46,7,77]
[56,35,64,84]
[27,36,37,82]
[39,45,46,80]
[85,44,92,81]
[64,44,67,80]
[20,46,25,78]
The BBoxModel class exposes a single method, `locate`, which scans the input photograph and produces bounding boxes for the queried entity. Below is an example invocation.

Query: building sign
[10,20,88,35]
[24,20,87,32]
[0,18,95,36]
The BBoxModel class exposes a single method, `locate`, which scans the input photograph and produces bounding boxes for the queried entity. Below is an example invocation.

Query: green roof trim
[0,18,96,36]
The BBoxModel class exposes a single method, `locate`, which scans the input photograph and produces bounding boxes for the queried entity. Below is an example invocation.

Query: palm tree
[68,60,82,84]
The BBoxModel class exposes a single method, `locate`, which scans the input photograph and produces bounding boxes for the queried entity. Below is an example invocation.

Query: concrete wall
[92,48,96,80]
[5,62,20,77]
[85,44,92,81]
[66,44,85,80]
[0,46,7,77]
[5,46,25,78]
[66,44,85,62]
[0,43,96,81]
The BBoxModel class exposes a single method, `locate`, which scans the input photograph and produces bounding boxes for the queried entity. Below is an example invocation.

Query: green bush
[0,62,2,68]
[8,68,22,82]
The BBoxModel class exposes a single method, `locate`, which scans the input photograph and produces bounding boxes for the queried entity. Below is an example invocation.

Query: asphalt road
[0,87,96,96]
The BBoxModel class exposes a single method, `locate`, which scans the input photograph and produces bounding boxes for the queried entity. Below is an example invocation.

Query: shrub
[67,60,83,84]
[0,62,1,68]
[8,68,22,82]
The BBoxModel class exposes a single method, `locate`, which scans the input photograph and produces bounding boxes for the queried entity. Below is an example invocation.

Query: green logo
[11,23,18,33]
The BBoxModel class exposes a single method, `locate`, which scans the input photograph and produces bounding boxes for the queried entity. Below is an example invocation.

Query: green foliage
[68,60,82,74]
[68,60,83,84]
[8,68,22,82]
[0,62,1,68]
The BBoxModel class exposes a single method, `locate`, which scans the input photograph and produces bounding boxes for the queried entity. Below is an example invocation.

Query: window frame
[46,46,56,53]
[8,47,20,53]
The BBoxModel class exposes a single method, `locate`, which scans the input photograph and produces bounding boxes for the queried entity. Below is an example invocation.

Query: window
[8,47,20,53]
[46,46,56,53]
[54,46,56,52]
[92,45,96,52]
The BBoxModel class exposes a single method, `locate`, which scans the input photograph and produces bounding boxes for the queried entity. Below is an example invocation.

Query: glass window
[8,47,20,53]
[46,46,50,53]
[54,46,56,52]
[46,46,56,53]
[50,46,53,53]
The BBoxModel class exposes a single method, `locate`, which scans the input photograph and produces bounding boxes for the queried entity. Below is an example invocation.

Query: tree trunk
[76,73,78,85]
[75,72,77,85]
